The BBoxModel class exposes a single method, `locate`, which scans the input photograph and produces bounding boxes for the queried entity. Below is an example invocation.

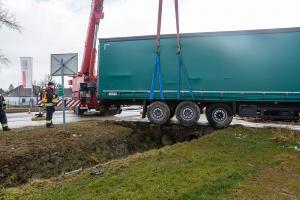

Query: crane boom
[70,0,181,116]
[70,0,104,115]
[81,0,104,77]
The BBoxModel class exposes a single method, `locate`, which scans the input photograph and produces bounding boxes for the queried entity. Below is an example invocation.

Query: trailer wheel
[175,101,200,127]
[147,101,170,125]
[206,103,233,129]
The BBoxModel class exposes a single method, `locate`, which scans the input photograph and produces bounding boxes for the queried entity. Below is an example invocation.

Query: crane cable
[150,0,194,101]
[156,0,163,51]
[174,0,195,100]
[174,0,181,52]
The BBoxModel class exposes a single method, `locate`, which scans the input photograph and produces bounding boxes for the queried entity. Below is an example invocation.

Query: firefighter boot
[3,126,11,132]
[46,123,54,128]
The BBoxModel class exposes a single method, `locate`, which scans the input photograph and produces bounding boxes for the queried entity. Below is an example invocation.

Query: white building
[3,85,40,107]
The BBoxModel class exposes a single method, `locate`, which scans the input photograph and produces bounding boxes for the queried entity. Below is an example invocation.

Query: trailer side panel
[98,28,300,102]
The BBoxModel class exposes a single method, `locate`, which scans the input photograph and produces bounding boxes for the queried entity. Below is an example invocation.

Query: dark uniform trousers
[46,106,55,126]
[0,109,8,128]
[0,95,8,129]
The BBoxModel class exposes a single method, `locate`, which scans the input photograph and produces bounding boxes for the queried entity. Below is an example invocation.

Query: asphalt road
[5,109,143,129]
[5,108,300,131]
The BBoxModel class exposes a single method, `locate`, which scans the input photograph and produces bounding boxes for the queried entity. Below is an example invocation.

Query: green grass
[4,127,300,200]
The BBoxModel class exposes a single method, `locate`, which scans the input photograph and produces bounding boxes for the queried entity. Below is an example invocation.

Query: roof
[100,27,300,42]
[3,86,73,98]
[4,85,41,97]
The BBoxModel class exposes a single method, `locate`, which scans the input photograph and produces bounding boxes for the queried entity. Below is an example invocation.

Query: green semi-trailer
[98,27,300,128]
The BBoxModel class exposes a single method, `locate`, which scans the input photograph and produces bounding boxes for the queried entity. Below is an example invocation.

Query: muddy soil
[0,121,212,187]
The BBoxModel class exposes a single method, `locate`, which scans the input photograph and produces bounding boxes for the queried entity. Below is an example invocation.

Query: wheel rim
[212,108,227,122]
[153,108,164,119]
[181,107,194,120]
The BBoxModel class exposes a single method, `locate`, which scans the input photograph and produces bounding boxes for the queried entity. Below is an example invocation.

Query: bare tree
[0,1,21,66]
[37,74,58,89]
[0,51,9,65]
[0,1,21,31]
[8,83,14,91]
[0,88,5,94]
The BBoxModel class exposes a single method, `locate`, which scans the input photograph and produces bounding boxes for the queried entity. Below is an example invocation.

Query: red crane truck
[68,0,106,115]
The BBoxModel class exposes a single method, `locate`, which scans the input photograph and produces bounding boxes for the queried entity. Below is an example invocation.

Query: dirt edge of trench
[0,121,213,187]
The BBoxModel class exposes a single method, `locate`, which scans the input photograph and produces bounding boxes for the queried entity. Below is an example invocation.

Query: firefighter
[0,94,11,132]
[42,82,58,128]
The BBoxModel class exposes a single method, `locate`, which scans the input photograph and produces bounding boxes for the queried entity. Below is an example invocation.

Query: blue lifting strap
[150,53,165,101]
[150,0,164,101]
[176,53,195,101]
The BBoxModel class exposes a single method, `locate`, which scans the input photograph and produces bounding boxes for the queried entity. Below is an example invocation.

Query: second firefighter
[42,82,58,128]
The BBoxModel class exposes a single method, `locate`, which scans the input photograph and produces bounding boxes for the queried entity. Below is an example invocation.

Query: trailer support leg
[142,100,148,119]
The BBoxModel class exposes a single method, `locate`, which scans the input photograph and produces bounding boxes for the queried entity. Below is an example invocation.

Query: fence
[5,98,38,108]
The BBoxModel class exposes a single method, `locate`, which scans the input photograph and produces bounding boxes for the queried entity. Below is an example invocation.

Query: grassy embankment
[3,125,300,200]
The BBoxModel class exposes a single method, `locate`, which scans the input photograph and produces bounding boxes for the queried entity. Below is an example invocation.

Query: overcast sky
[1,0,300,89]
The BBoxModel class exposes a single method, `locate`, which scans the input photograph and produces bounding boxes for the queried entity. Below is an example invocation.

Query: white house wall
[5,97,37,106]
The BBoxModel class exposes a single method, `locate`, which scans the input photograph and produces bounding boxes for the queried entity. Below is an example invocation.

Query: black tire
[99,106,122,117]
[175,101,200,127]
[206,103,233,129]
[75,106,86,116]
[100,107,122,116]
[147,101,171,125]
